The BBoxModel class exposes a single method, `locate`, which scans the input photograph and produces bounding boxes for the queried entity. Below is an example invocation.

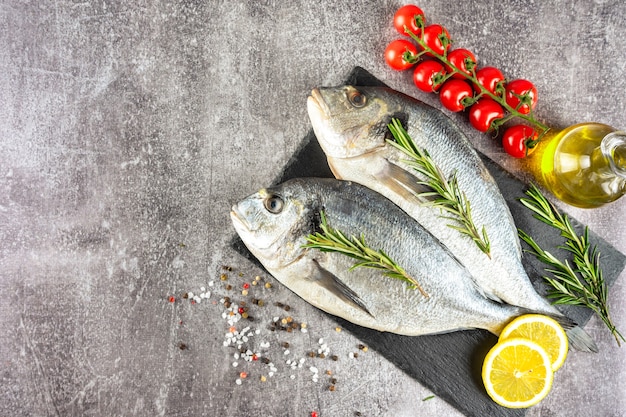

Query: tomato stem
[403,24,551,141]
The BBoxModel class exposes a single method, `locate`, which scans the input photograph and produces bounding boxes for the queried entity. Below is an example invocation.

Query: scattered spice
[191,263,358,391]
[168,296,176,303]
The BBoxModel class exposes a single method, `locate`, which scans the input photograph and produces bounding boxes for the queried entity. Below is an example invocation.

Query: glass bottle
[527,123,626,208]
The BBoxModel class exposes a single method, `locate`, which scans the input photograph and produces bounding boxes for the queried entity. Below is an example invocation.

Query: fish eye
[264,194,284,214]
[348,90,367,108]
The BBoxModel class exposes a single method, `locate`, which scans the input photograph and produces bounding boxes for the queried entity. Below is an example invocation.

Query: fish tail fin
[565,325,599,353]
[549,314,599,353]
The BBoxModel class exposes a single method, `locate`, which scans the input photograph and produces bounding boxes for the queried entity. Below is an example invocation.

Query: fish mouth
[307,88,330,118]
[230,205,249,232]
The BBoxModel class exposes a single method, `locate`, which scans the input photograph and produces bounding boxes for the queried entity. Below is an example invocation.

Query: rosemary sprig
[519,184,624,346]
[303,211,428,297]
[387,118,491,257]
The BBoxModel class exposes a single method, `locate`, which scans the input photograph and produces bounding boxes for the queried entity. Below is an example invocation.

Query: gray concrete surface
[1,1,625,416]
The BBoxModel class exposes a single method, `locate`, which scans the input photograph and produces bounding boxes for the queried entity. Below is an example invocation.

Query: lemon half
[499,314,569,372]
[482,337,554,408]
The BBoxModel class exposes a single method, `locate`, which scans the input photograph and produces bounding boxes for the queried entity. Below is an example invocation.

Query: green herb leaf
[519,184,624,346]
[303,211,428,297]
[387,118,491,257]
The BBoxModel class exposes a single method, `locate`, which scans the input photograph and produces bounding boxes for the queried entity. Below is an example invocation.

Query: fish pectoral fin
[310,259,374,318]
[377,160,434,204]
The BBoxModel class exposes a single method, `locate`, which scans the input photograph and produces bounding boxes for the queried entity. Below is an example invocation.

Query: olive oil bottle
[527,123,626,208]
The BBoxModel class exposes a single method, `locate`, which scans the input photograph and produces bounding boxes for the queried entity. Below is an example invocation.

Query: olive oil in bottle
[528,123,626,208]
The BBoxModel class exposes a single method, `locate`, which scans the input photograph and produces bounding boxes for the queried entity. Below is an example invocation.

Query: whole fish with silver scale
[231,177,584,339]
[307,85,596,351]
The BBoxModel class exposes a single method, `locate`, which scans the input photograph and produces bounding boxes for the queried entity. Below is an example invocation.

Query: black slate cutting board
[232,67,626,417]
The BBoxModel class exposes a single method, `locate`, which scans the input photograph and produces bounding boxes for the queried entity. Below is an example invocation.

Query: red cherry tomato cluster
[384,4,544,158]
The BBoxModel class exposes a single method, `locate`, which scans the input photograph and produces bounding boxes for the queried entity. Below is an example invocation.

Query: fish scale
[231,177,526,336]
[306,85,597,352]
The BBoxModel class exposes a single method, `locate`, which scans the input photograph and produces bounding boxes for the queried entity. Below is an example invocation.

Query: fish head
[307,85,402,159]
[230,181,314,270]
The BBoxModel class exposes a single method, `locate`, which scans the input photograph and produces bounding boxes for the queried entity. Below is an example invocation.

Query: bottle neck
[601,131,626,178]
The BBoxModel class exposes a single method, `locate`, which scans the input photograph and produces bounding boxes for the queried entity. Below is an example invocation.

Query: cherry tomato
[502,125,538,158]
[413,60,447,92]
[439,79,473,112]
[468,98,504,132]
[393,5,425,37]
[384,39,418,71]
[421,24,451,56]
[505,79,538,114]
[446,49,477,79]
[474,66,505,95]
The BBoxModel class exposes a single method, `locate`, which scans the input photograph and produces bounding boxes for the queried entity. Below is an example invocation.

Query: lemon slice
[482,337,554,408]
[499,314,568,371]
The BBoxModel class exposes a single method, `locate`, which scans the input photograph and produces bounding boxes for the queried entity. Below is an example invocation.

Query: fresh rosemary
[519,184,624,346]
[387,118,491,257]
[303,211,428,297]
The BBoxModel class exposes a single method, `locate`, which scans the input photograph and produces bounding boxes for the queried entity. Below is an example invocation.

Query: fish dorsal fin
[310,259,373,318]
[377,160,433,204]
